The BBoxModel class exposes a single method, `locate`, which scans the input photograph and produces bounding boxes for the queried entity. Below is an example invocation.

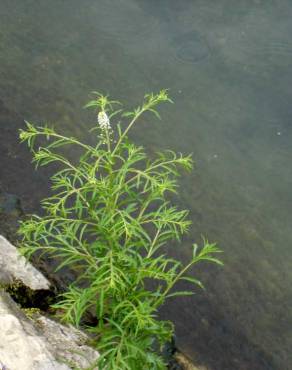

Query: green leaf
[179,276,204,289]
[166,291,195,299]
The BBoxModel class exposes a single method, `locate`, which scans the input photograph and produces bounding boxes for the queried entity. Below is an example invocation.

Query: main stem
[112,109,145,156]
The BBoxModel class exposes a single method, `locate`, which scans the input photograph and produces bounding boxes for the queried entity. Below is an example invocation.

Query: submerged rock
[0,192,24,242]
[173,352,209,370]
[0,193,23,217]
[174,31,210,64]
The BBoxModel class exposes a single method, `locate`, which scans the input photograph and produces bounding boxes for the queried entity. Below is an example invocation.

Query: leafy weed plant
[18,90,222,369]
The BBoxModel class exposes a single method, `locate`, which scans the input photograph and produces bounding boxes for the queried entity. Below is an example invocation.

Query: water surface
[1,1,292,369]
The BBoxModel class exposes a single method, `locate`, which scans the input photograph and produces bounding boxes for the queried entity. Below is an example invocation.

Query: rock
[0,193,23,216]
[0,234,100,369]
[0,193,24,242]
[0,235,50,290]
[0,291,100,369]
[0,290,70,370]
[174,352,209,370]
[35,315,100,369]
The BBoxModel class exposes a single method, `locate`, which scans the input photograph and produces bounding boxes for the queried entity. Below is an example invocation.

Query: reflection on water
[1,1,292,369]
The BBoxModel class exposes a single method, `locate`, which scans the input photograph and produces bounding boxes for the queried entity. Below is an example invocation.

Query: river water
[1,1,292,369]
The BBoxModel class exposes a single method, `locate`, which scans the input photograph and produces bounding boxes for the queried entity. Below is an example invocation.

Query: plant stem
[154,260,195,308]
[112,109,144,156]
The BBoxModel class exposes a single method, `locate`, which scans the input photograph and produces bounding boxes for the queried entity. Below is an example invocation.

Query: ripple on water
[173,30,210,64]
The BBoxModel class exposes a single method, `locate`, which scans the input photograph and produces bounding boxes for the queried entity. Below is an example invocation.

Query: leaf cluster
[18,90,222,369]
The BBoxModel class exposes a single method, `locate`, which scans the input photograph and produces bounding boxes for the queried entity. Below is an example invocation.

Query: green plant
[18,90,222,370]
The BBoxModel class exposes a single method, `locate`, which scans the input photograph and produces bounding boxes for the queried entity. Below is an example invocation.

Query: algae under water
[1,1,292,369]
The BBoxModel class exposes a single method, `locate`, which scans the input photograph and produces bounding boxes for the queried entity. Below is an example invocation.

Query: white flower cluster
[98,111,111,130]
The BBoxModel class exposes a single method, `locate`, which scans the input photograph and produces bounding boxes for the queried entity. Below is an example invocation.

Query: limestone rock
[0,235,99,369]
[35,315,100,369]
[0,235,50,290]
[0,290,69,370]
[0,290,99,369]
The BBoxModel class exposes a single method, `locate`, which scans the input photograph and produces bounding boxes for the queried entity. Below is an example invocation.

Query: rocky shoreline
[0,235,100,370]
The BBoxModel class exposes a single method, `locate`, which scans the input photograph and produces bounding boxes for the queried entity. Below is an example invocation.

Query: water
[1,1,292,369]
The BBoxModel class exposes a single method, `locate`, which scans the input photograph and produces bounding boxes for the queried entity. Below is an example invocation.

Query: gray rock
[0,291,100,369]
[0,234,100,369]
[35,315,100,369]
[0,290,70,370]
[0,235,50,290]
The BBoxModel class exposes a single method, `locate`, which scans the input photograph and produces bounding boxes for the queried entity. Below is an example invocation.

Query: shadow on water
[1,1,292,369]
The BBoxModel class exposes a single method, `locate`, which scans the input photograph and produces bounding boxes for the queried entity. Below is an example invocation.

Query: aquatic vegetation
[18,90,222,370]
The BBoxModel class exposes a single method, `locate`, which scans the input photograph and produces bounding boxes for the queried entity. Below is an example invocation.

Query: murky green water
[1,1,292,369]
